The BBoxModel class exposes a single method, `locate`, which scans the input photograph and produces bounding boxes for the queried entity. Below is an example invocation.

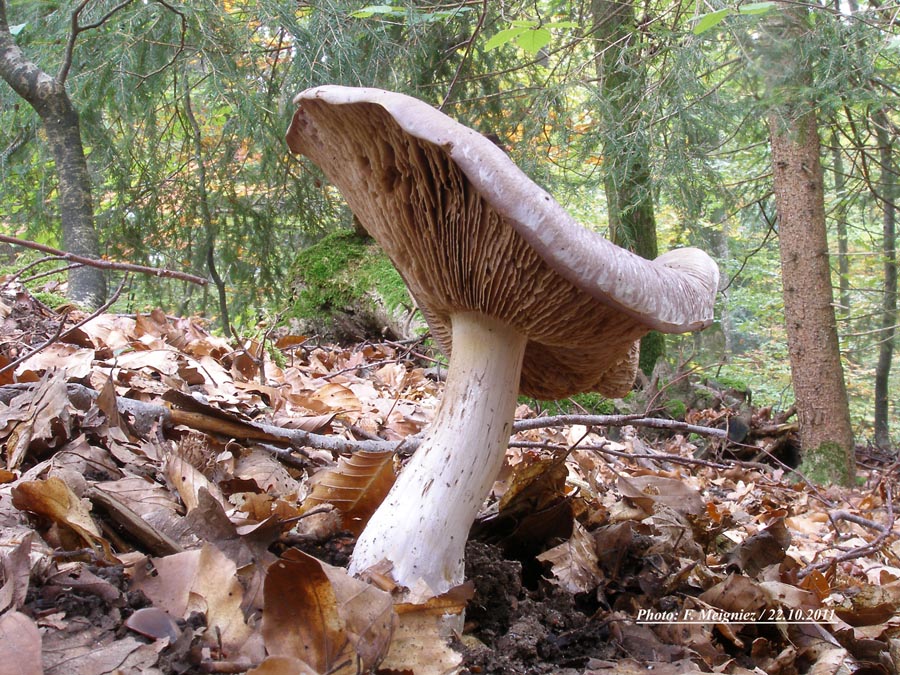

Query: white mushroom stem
[349,311,527,599]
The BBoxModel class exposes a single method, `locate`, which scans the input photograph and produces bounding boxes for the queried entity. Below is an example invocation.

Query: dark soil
[462,541,616,675]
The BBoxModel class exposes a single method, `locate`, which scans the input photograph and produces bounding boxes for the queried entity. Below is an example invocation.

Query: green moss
[638,331,665,376]
[797,441,854,486]
[715,375,750,393]
[289,230,372,318]
[664,398,687,420]
[523,391,617,415]
[289,229,418,337]
[32,291,70,310]
[356,253,412,314]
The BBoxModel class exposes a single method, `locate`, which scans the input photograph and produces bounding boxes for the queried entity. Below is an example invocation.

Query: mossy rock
[289,230,424,342]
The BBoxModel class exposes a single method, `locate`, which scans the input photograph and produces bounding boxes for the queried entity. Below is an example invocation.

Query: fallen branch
[799,478,896,579]
[512,413,728,439]
[0,383,730,458]
[0,233,207,286]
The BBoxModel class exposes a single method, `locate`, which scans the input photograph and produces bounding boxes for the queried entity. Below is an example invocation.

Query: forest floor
[0,291,897,675]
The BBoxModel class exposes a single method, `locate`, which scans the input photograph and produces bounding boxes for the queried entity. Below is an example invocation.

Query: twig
[253,443,310,471]
[439,0,489,110]
[60,0,134,84]
[799,478,896,578]
[513,414,728,438]
[509,440,734,471]
[0,234,207,285]
[827,510,888,534]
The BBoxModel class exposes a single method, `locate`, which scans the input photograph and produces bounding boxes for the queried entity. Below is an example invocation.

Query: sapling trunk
[349,311,527,600]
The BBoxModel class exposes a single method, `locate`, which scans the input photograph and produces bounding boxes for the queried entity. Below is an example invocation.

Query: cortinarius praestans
[287,86,718,601]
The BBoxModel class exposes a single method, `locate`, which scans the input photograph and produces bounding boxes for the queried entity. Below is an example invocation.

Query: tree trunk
[183,88,231,337]
[762,5,855,483]
[0,2,106,308]
[591,0,664,376]
[873,108,896,449]
[830,130,851,317]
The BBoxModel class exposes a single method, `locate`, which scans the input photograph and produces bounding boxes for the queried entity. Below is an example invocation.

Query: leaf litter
[0,297,896,675]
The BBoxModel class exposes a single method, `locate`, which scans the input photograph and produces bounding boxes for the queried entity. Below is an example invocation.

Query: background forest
[1,0,898,452]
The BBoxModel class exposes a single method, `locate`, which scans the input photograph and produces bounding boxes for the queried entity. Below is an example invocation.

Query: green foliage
[692,2,778,35]
[484,19,578,55]
[31,291,69,309]
[664,398,688,420]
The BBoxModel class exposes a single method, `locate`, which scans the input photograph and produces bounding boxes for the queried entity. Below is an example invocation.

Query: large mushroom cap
[287,85,719,399]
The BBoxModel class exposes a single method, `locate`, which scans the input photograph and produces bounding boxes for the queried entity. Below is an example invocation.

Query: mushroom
[286,86,719,601]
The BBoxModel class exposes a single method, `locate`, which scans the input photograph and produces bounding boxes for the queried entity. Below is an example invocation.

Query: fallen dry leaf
[41,617,159,675]
[131,542,253,653]
[536,521,603,594]
[16,343,94,380]
[11,476,110,556]
[301,450,397,535]
[262,548,395,674]
[0,610,42,675]
[1,374,73,471]
[248,655,320,675]
[379,589,471,674]
[306,382,362,417]
[0,531,32,612]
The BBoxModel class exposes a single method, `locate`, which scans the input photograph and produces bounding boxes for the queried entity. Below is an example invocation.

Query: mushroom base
[348,311,527,602]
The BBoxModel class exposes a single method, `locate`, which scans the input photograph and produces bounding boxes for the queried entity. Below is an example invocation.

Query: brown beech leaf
[16,343,95,380]
[319,556,397,668]
[585,658,710,675]
[248,656,320,675]
[0,611,42,675]
[617,475,705,516]
[234,450,300,496]
[131,542,252,653]
[700,573,769,618]
[274,334,308,350]
[0,531,33,613]
[1,374,73,471]
[536,521,603,594]
[262,548,395,674]
[300,450,396,535]
[379,587,470,673]
[278,412,335,433]
[11,476,110,555]
[40,616,157,674]
[723,517,791,576]
[306,383,362,416]
[124,607,182,642]
[497,453,567,513]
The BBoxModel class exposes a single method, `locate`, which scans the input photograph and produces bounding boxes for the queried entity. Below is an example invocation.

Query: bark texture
[0,2,106,308]
[873,109,896,449]
[763,5,855,482]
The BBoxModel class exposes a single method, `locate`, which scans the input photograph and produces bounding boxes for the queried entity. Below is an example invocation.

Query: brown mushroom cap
[286,86,719,399]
